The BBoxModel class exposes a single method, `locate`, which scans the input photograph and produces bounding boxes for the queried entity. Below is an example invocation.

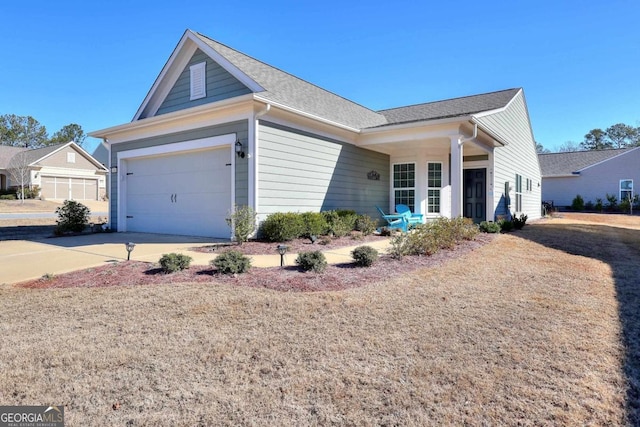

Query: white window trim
[190,62,206,101]
[620,179,634,202]
[427,161,442,215]
[515,174,523,212]
[392,162,416,212]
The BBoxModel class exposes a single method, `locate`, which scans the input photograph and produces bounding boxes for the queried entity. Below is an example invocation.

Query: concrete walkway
[0,233,391,286]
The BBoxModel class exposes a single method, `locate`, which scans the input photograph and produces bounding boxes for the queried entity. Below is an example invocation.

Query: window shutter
[190,62,206,100]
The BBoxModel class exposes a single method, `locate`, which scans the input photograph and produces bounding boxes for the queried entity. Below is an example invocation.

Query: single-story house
[90,29,542,238]
[0,142,108,201]
[539,147,640,207]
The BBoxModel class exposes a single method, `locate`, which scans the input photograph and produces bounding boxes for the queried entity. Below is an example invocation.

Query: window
[515,174,523,211]
[393,163,415,211]
[67,152,76,163]
[526,178,532,192]
[620,179,633,202]
[190,62,206,100]
[427,162,442,213]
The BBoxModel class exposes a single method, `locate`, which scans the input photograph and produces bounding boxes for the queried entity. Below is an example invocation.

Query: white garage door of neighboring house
[42,176,98,200]
[124,146,232,238]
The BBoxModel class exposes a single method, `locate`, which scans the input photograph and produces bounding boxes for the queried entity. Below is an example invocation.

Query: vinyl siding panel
[542,148,640,206]
[257,121,389,220]
[155,49,252,116]
[38,147,98,170]
[475,91,542,220]
[109,121,248,231]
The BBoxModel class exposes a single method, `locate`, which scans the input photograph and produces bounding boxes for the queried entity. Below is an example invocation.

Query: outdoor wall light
[125,242,136,261]
[110,166,118,173]
[235,140,245,158]
[276,244,288,267]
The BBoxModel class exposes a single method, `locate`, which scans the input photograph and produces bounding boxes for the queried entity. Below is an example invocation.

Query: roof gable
[538,147,638,176]
[24,142,107,171]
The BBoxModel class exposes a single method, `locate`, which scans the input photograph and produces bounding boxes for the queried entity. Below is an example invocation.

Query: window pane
[428,189,440,213]
[395,189,415,212]
[393,163,415,188]
[621,180,633,190]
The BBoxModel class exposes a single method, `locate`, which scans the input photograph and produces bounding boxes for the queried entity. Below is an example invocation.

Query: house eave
[89,94,255,141]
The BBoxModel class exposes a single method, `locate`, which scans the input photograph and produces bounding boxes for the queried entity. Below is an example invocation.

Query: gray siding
[39,147,97,170]
[475,90,542,220]
[542,149,640,206]
[257,121,389,219]
[155,49,252,116]
[110,121,248,231]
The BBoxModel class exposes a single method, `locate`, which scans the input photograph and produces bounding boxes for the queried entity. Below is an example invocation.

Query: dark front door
[464,168,486,223]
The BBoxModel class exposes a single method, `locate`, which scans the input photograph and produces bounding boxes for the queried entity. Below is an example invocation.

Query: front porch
[358,121,502,223]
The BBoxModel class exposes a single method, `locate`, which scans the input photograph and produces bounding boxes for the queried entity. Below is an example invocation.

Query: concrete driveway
[0,233,224,285]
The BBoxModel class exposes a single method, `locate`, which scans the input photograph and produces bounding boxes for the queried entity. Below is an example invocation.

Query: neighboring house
[89,29,541,238]
[0,142,108,201]
[539,147,640,207]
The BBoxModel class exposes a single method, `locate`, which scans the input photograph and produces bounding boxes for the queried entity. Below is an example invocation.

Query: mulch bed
[190,232,389,255]
[18,234,496,292]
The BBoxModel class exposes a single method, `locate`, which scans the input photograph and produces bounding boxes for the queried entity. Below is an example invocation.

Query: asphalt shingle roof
[538,148,636,176]
[377,88,520,126]
[0,146,26,169]
[193,32,521,131]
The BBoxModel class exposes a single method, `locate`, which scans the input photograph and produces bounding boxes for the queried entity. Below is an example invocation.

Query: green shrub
[259,212,304,242]
[595,198,603,212]
[55,200,90,233]
[351,245,379,267]
[300,212,328,238]
[605,193,617,210]
[23,185,39,199]
[571,194,585,211]
[212,250,251,275]
[498,219,514,232]
[159,253,192,273]
[390,217,478,257]
[296,251,327,273]
[620,197,632,213]
[479,221,501,233]
[0,194,16,200]
[355,214,377,236]
[323,210,353,237]
[512,213,528,230]
[226,204,256,244]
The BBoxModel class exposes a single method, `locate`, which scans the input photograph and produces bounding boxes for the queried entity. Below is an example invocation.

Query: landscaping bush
[0,194,16,200]
[225,204,256,244]
[322,210,353,237]
[295,250,327,273]
[620,197,632,214]
[259,212,304,242]
[595,198,603,212]
[355,214,377,236]
[300,212,328,239]
[498,219,514,232]
[55,200,90,233]
[212,250,251,275]
[159,253,192,273]
[479,221,501,233]
[351,245,379,267]
[390,217,478,258]
[606,193,617,211]
[571,194,585,211]
[512,213,528,230]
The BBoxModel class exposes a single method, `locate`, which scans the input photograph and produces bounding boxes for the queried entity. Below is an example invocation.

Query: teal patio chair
[376,206,408,232]
[395,204,424,227]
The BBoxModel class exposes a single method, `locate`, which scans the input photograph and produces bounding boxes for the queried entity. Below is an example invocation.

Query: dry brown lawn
[0,213,638,426]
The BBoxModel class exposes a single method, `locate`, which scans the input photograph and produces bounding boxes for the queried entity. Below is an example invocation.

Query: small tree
[55,200,90,233]
[225,205,256,244]
[7,151,31,204]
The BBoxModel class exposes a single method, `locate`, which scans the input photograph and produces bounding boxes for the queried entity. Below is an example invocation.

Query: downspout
[103,138,111,230]
[459,121,478,145]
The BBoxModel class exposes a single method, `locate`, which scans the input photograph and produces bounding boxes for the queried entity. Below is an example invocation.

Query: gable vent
[190,62,206,100]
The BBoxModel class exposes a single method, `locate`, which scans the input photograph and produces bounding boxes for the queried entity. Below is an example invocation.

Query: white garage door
[124,146,232,238]
[41,176,98,200]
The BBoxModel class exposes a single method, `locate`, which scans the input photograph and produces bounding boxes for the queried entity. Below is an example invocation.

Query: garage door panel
[124,146,232,238]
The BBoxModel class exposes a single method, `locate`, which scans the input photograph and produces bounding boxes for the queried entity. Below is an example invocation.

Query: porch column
[450,136,464,217]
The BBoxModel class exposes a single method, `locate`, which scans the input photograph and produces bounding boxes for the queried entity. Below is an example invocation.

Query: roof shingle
[538,148,636,176]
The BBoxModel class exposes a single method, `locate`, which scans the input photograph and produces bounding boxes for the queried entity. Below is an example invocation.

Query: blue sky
[1,0,638,154]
